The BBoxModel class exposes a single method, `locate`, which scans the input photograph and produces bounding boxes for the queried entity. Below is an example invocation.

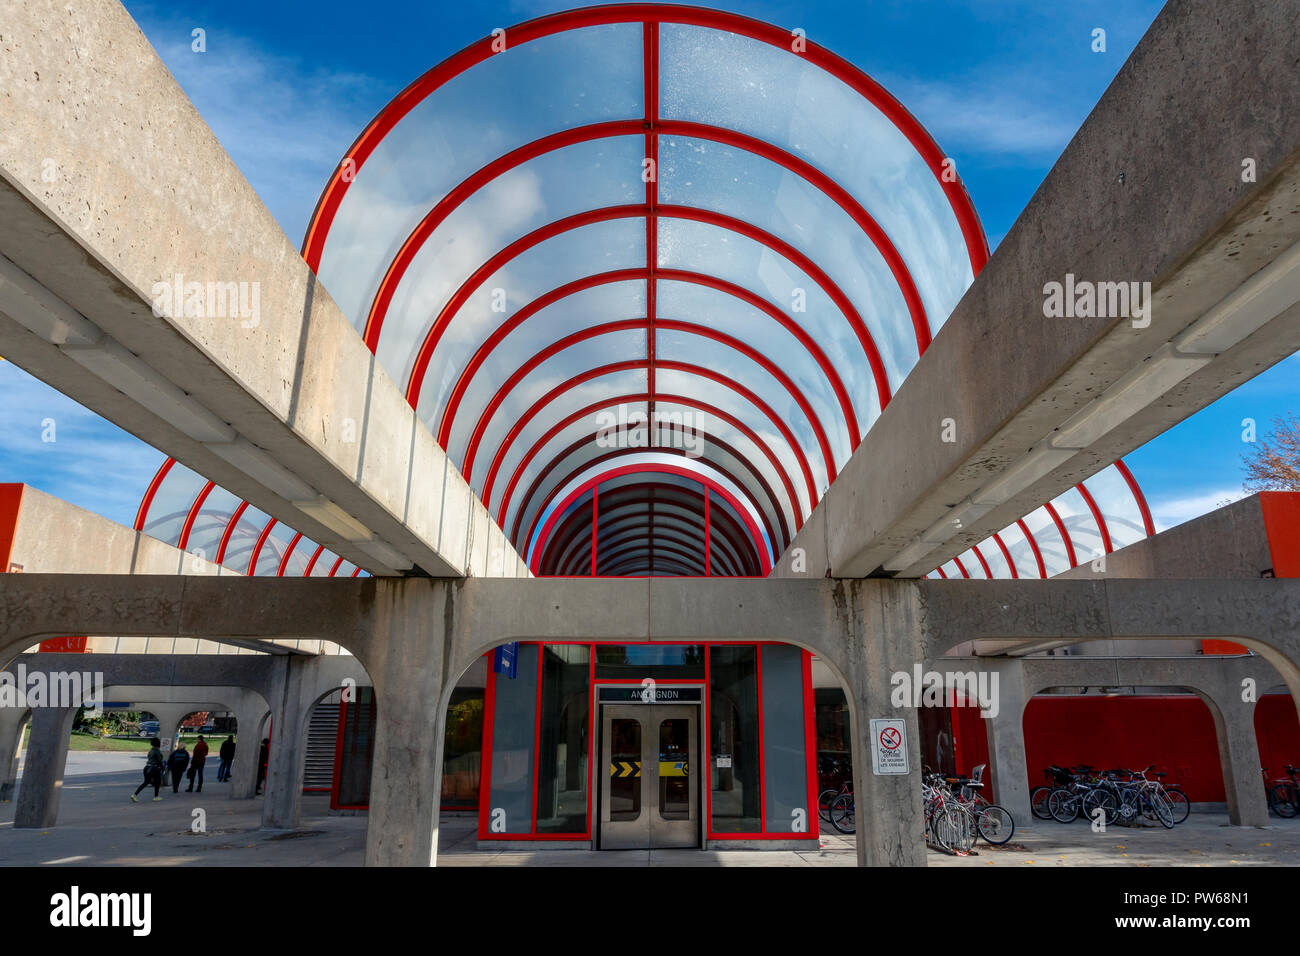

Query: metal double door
[599,704,699,849]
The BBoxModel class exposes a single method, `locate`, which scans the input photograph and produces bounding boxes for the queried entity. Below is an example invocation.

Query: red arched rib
[437,268,857,449]
[460,318,837,492]
[302,5,987,281]
[503,392,803,542]
[513,421,789,554]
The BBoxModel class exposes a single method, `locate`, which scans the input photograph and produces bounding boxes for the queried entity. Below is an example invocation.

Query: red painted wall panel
[1255,693,1300,783]
[954,693,1300,803]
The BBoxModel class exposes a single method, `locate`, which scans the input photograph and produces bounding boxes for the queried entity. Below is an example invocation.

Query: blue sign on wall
[493,642,518,679]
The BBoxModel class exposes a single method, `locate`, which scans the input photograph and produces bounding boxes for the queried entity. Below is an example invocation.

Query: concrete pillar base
[13,705,76,828]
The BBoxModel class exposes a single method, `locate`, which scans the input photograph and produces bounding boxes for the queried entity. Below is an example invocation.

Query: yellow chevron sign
[609,761,640,777]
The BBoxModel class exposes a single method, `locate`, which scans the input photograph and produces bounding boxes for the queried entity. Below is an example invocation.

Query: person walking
[131,738,166,802]
[187,735,209,792]
[255,738,269,795]
[217,735,235,782]
[167,741,191,793]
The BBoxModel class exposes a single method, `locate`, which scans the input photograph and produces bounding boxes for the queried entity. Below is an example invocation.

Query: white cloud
[881,74,1082,160]
[0,362,166,528]
[1146,487,1249,533]
[134,13,388,244]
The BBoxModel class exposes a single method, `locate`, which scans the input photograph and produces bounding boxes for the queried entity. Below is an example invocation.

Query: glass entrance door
[599,703,699,849]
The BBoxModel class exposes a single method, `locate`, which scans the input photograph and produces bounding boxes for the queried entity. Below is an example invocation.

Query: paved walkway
[2,770,1299,866]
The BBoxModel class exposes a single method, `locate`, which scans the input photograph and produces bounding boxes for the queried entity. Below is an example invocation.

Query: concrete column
[228,708,269,800]
[839,581,927,866]
[13,705,77,828]
[261,656,310,829]
[142,705,194,755]
[0,708,29,802]
[981,662,1031,823]
[361,582,449,866]
[1206,692,1269,827]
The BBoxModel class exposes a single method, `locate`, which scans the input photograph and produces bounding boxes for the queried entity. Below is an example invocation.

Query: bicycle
[1267,764,1300,818]
[946,764,1015,845]
[828,790,855,834]
[819,780,851,824]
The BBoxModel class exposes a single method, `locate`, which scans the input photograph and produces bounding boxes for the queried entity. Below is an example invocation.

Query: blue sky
[1,0,1293,532]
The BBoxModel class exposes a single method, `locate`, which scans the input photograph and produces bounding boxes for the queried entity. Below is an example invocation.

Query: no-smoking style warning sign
[869,718,908,775]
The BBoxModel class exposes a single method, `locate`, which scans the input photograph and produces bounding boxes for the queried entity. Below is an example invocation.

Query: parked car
[139,719,160,738]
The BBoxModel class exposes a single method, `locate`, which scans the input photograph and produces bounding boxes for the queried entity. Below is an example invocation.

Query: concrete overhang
[777,0,1300,578]
[0,0,528,579]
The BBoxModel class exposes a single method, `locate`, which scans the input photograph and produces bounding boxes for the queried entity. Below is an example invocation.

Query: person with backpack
[187,735,209,792]
[217,735,235,782]
[131,738,166,802]
[167,741,191,793]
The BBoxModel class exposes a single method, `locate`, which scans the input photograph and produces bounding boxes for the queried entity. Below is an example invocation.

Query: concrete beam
[777,0,1300,578]
[0,0,528,579]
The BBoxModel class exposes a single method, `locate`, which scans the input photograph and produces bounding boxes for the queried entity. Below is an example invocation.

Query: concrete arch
[931,654,1273,827]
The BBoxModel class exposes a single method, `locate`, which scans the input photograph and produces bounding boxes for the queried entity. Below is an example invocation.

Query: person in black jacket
[255,738,269,795]
[167,742,190,793]
[217,736,236,782]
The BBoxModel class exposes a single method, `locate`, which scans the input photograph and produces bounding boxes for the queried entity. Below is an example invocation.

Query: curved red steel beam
[481,358,819,518]
[538,455,769,572]
[582,523,748,577]
[215,500,251,566]
[1073,481,1114,555]
[970,543,994,579]
[530,461,772,575]
[361,120,931,360]
[176,480,216,551]
[951,555,970,579]
[991,531,1019,580]
[437,267,858,450]
[533,470,759,574]
[327,554,347,577]
[461,317,837,492]
[301,4,987,281]
[510,419,791,551]
[1043,501,1078,569]
[530,462,768,575]
[276,532,305,577]
[548,489,754,576]
[407,204,889,422]
[504,391,803,544]
[246,519,279,577]
[1016,518,1048,580]
[302,544,327,577]
[135,458,176,531]
[1113,458,1156,537]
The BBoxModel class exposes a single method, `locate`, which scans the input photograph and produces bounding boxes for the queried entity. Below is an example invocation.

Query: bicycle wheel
[934,806,974,854]
[1148,791,1175,829]
[1163,787,1190,824]
[1047,788,1078,823]
[1030,786,1054,820]
[829,792,856,834]
[1269,784,1297,818]
[817,789,840,823]
[1116,788,1141,825]
[976,804,1015,844]
[1083,788,1118,826]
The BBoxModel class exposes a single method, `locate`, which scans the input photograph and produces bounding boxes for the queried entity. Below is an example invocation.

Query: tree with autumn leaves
[1243,413,1300,491]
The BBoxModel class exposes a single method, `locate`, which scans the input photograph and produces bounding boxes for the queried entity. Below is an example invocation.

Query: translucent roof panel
[139,9,1157,580]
